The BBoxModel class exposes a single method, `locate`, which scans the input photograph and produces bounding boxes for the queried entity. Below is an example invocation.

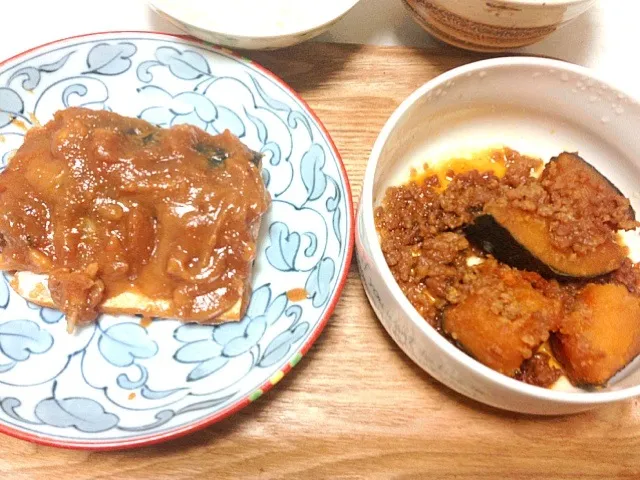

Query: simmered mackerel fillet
[0,108,270,329]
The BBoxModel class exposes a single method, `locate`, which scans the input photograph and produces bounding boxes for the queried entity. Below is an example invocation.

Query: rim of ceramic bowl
[149,0,362,40]
[0,30,355,450]
[361,56,640,406]
[496,0,595,5]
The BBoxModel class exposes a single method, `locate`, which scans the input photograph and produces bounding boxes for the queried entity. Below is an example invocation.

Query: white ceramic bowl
[149,0,361,50]
[403,0,597,52]
[356,57,640,415]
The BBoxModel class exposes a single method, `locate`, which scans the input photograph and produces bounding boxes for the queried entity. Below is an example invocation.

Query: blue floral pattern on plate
[0,33,352,447]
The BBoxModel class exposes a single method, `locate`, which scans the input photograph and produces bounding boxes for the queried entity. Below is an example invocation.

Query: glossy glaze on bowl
[356,57,640,415]
[403,0,596,52]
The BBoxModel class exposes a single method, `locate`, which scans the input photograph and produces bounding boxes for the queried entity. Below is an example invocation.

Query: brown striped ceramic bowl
[403,0,596,52]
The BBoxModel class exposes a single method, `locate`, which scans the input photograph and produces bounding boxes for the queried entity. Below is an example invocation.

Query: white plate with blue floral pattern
[0,32,353,449]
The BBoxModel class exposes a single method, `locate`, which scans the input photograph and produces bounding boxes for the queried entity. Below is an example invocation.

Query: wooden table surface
[2,42,640,480]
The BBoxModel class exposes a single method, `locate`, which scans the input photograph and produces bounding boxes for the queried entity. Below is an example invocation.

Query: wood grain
[2,42,639,480]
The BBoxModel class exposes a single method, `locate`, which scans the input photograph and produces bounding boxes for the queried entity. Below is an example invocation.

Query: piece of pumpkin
[442,262,562,377]
[465,152,632,279]
[544,152,635,219]
[465,206,627,278]
[551,283,640,386]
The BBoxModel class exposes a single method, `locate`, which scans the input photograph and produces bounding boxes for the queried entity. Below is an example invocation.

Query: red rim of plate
[0,31,355,451]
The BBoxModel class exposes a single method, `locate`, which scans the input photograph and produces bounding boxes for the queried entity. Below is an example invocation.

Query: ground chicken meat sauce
[375,148,640,389]
[0,108,270,328]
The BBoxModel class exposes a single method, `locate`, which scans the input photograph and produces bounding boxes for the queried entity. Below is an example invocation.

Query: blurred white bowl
[356,57,640,415]
[149,0,360,50]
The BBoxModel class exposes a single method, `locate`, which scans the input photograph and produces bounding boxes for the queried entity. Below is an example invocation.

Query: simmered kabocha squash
[551,283,640,386]
[545,152,635,219]
[376,146,640,389]
[465,152,635,279]
[442,260,563,377]
[466,205,628,278]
